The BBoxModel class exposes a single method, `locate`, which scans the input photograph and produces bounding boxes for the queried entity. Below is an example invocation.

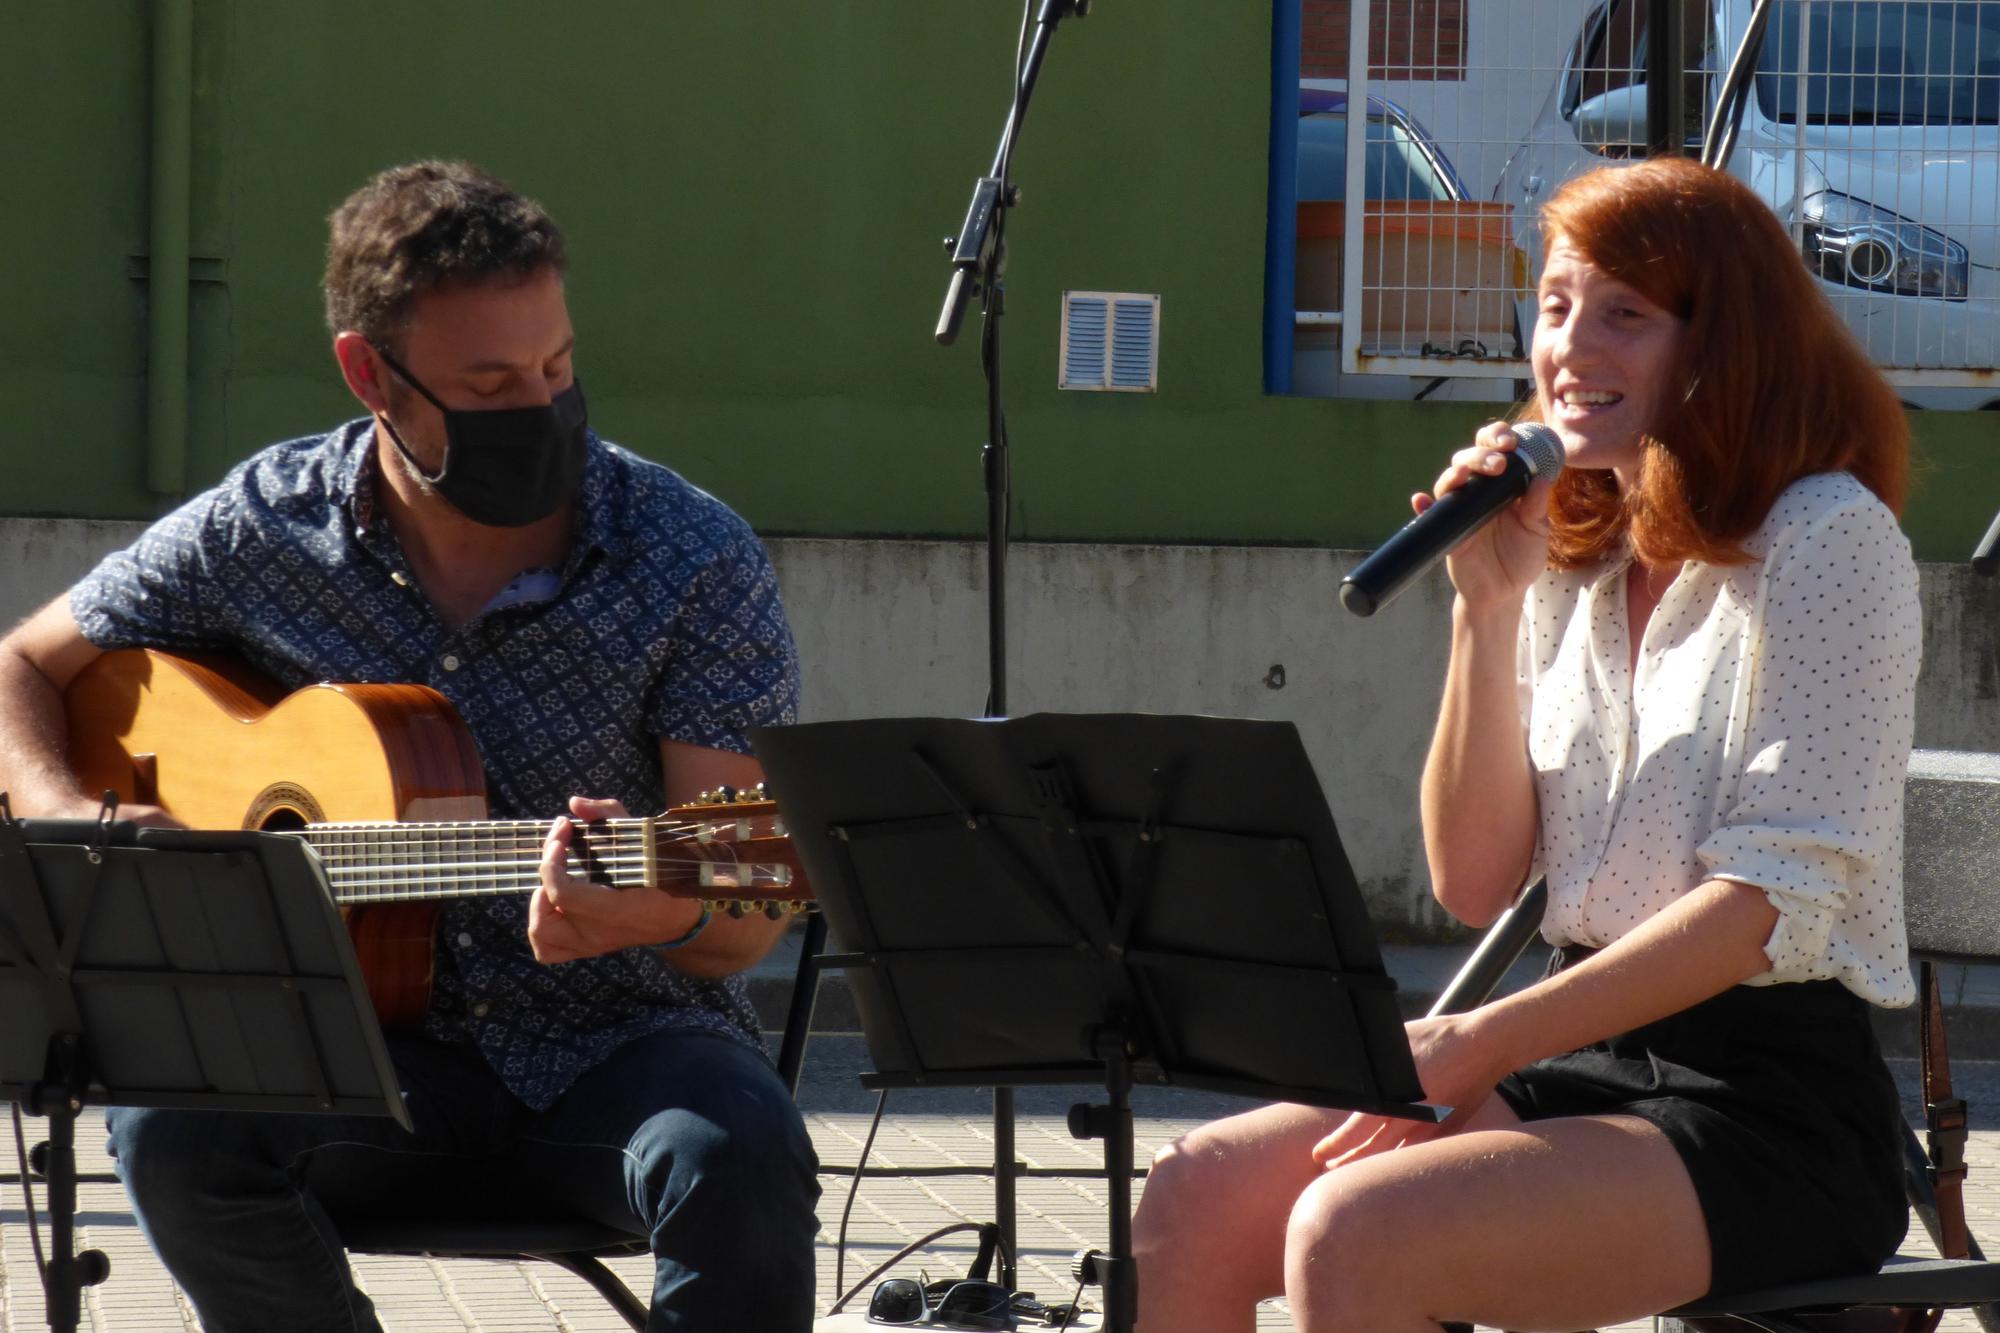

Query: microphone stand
[933,0,1091,1293]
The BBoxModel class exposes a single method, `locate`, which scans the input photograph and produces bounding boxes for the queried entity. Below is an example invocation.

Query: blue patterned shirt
[72,419,800,1109]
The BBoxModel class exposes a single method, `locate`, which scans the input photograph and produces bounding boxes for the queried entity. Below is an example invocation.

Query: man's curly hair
[323,160,566,353]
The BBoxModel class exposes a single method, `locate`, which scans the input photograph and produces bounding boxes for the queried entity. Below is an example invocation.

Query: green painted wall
[4,2,1995,557]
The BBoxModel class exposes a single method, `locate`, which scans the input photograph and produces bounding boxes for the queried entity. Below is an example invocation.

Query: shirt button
[390,570,409,586]
[471,1002,490,1018]
[441,654,461,672]
[456,932,473,948]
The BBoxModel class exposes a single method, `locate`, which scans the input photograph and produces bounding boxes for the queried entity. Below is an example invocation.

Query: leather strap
[1920,960,1970,1262]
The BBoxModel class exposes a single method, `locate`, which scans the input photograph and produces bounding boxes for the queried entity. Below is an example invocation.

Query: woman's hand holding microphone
[1417,421,1560,613]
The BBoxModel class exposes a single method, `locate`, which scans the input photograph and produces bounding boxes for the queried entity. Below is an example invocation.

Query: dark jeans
[105,1027,821,1333]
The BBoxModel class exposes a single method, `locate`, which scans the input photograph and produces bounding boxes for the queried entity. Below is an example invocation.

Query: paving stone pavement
[5,1050,1999,1332]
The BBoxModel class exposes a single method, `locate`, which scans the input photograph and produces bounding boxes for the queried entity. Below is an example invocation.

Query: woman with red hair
[1131,157,1920,1331]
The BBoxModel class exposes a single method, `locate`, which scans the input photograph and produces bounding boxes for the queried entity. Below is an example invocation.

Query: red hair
[1524,158,1908,568]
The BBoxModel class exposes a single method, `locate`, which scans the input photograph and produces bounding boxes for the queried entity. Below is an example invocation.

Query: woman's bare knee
[1284,1158,1440,1330]
[1134,1108,1333,1312]
[1133,1136,1234,1252]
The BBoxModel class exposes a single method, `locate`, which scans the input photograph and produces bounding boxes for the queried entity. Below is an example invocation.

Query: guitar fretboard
[296,817,727,904]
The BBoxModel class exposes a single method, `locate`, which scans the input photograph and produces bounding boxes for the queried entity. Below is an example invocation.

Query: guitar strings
[324,860,797,897]
[307,839,788,894]
[298,828,777,854]
[302,818,758,835]
[299,835,770,854]
[309,853,779,872]
[292,816,796,902]
[304,842,771,857]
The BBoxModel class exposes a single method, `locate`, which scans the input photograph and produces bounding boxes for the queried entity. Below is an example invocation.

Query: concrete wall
[13,516,1999,938]
[0,519,152,627]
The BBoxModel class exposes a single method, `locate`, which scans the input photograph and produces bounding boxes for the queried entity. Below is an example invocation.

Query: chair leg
[1671,1314,1933,1332]
[775,911,827,1096]
[535,1251,648,1331]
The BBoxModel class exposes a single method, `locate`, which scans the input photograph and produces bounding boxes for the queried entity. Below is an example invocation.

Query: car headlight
[1798,192,1969,302]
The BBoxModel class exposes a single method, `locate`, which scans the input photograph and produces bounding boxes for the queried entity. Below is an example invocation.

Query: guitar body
[66,647,490,1026]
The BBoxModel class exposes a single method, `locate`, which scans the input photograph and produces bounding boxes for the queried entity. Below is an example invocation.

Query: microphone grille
[1511,422,1565,479]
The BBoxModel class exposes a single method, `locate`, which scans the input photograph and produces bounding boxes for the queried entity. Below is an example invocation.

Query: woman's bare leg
[1131,1095,1519,1332]
[1285,1113,1710,1333]
[1131,1101,1337,1333]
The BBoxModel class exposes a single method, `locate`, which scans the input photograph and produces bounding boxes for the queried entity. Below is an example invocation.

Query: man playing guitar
[0,160,819,1332]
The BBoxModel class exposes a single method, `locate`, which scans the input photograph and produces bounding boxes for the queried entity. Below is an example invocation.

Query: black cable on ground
[827,1220,1003,1316]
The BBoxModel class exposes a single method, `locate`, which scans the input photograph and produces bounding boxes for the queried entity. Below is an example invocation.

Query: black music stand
[752,714,1430,1333]
[0,804,401,1333]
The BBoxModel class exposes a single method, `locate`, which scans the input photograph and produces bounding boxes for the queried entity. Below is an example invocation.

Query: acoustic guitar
[64,648,810,1026]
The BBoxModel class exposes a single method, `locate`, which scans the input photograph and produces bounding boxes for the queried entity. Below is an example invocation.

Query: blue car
[1296,88,1472,204]
[1291,88,1516,400]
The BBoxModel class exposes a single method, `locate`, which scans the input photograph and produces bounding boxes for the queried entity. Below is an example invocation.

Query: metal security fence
[1287,0,2000,407]
[1752,1,2000,389]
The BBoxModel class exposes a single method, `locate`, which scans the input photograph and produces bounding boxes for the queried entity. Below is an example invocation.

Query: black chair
[1654,958,2000,1333]
[1651,749,2000,1332]
[1432,748,2000,1333]
[328,912,828,1332]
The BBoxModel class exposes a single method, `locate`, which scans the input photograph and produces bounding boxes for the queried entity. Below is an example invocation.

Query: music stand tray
[753,713,1428,1331]
[0,809,400,1332]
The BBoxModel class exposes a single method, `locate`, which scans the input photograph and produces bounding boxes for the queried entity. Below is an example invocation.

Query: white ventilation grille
[1059,291,1159,392]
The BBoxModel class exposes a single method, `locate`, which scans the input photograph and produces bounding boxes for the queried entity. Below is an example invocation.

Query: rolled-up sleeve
[1694,497,1921,978]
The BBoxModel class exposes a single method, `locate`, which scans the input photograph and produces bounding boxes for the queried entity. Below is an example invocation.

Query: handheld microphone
[1339,422,1565,618]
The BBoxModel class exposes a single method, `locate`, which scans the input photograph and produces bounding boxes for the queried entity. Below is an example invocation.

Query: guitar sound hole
[246,782,325,831]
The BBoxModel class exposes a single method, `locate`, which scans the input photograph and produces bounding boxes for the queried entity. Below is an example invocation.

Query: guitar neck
[298,814,792,905]
[57,647,808,913]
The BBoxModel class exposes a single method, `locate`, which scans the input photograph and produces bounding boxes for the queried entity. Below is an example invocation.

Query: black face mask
[372,345,587,528]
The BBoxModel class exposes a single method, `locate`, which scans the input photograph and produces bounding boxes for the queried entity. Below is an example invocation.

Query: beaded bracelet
[653,905,713,951]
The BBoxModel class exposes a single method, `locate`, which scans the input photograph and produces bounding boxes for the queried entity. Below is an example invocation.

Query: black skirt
[1493,946,1909,1299]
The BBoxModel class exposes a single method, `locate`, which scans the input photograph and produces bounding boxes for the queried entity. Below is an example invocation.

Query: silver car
[1496,0,2000,408]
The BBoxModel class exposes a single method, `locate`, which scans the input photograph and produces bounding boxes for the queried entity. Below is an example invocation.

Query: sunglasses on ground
[866,1277,1016,1329]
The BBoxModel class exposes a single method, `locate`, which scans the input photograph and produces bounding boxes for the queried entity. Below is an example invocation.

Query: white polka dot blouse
[1519,471,1920,1008]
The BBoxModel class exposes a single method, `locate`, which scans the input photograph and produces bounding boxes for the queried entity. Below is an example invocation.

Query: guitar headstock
[667,783,782,823]
[657,785,809,918]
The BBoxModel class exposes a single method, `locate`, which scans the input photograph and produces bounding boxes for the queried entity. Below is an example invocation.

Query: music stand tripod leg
[1068,1028,1140,1332]
[27,1031,110,1333]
